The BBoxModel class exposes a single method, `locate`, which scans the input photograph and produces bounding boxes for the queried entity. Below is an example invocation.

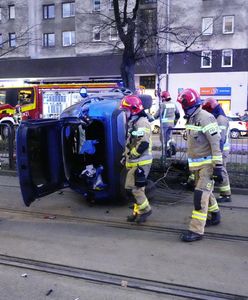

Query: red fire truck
[0,82,126,137]
[0,82,123,122]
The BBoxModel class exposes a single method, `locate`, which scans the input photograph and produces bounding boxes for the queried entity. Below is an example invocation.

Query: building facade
[0,0,247,113]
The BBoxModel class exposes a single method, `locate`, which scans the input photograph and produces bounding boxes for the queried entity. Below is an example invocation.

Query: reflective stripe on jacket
[217,114,230,153]
[186,108,222,170]
[154,101,179,124]
[125,115,153,168]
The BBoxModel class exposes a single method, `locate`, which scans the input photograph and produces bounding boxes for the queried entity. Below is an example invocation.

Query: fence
[157,127,248,188]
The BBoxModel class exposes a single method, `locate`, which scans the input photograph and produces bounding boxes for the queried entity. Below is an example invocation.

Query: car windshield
[241,116,248,121]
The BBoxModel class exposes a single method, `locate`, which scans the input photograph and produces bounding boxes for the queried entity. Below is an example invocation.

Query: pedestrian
[202,97,231,202]
[177,88,223,242]
[120,95,153,223]
[153,91,180,156]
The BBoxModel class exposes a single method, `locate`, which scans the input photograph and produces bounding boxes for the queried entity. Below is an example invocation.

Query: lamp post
[165,0,170,92]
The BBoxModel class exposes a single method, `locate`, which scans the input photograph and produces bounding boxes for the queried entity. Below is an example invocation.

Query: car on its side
[227,115,247,139]
[16,91,154,207]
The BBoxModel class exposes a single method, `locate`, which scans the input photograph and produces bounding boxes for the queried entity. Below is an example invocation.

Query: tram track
[0,254,246,300]
[0,207,247,243]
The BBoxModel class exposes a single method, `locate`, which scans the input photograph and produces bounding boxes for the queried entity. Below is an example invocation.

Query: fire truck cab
[0,82,124,138]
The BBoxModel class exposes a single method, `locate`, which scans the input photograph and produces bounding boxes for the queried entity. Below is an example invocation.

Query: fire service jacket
[124,114,153,168]
[216,114,230,153]
[154,101,180,125]
[186,107,223,171]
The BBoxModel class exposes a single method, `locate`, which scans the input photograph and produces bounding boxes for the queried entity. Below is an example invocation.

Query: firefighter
[202,97,231,203]
[177,88,223,242]
[120,95,153,223]
[153,91,180,155]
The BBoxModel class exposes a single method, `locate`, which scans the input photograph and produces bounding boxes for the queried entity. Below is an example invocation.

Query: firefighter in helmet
[154,91,180,155]
[177,88,223,242]
[120,95,153,223]
[202,97,231,203]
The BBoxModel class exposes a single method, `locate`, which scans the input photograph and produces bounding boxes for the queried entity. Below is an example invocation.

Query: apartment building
[0,0,247,113]
[162,0,248,114]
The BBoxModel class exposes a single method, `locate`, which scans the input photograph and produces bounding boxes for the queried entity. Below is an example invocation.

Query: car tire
[230,129,240,139]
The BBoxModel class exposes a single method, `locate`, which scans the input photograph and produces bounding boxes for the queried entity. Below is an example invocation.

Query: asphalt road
[0,175,248,299]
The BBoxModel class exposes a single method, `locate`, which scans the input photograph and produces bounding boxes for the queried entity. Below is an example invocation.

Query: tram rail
[0,254,246,300]
[0,207,247,243]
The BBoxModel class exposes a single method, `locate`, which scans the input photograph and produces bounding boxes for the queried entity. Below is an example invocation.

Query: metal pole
[165,0,170,92]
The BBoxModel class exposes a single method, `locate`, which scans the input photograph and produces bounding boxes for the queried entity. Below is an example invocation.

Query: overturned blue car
[16,91,152,206]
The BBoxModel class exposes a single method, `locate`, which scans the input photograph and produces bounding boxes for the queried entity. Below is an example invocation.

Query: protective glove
[130,147,140,158]
[135,166,147,187]
[213,165,223,183]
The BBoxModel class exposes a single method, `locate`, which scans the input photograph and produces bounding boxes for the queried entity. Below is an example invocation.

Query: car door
[16,117,81,206]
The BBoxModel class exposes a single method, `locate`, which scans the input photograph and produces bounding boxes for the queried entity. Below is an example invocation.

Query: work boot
[205,211,221,227]
[127,213,137,222]
[180,230,203,242]
[217,195,231,203]
[135,210,152,224]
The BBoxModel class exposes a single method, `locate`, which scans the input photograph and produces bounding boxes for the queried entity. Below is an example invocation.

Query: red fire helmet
[161,91,171,101]
[202,97,219,113]
[120,95,144,115]
[177,88,201,110]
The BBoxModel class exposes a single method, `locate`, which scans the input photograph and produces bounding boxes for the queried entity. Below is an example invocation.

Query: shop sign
[200,87,231,96]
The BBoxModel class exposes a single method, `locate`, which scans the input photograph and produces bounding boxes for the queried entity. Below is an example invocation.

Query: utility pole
[165,0,170,92]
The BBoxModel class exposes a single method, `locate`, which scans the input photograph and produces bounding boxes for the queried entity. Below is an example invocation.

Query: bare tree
[0,24,40,58]
[113,0,140,91]
[111,0,221,91]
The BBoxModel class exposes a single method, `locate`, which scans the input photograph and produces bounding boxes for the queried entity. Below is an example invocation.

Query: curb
[0,169,17,177]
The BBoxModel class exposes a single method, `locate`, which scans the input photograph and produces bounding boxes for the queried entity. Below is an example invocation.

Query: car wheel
[152,125,160,134]
[230,129,240,139]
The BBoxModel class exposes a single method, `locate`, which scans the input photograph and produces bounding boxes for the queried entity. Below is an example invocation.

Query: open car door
[16,118,81,206]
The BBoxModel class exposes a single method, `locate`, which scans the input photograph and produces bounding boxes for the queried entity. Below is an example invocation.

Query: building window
[202,17,213,35]
[201,50,212,68]
[62,31,75,46]
[93,26,101,41]
[9,33,16,47]
[223,16,234,34]
[222,49,233,67]
[140,76,156,89]
[109,27,118,41]
[0,7,2,21]
[0,33,2,48]
[9,5,15,19]
[43,4,55,19]
[93,0,100,11]
[62,2,75,18]
[43,33,55,47]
